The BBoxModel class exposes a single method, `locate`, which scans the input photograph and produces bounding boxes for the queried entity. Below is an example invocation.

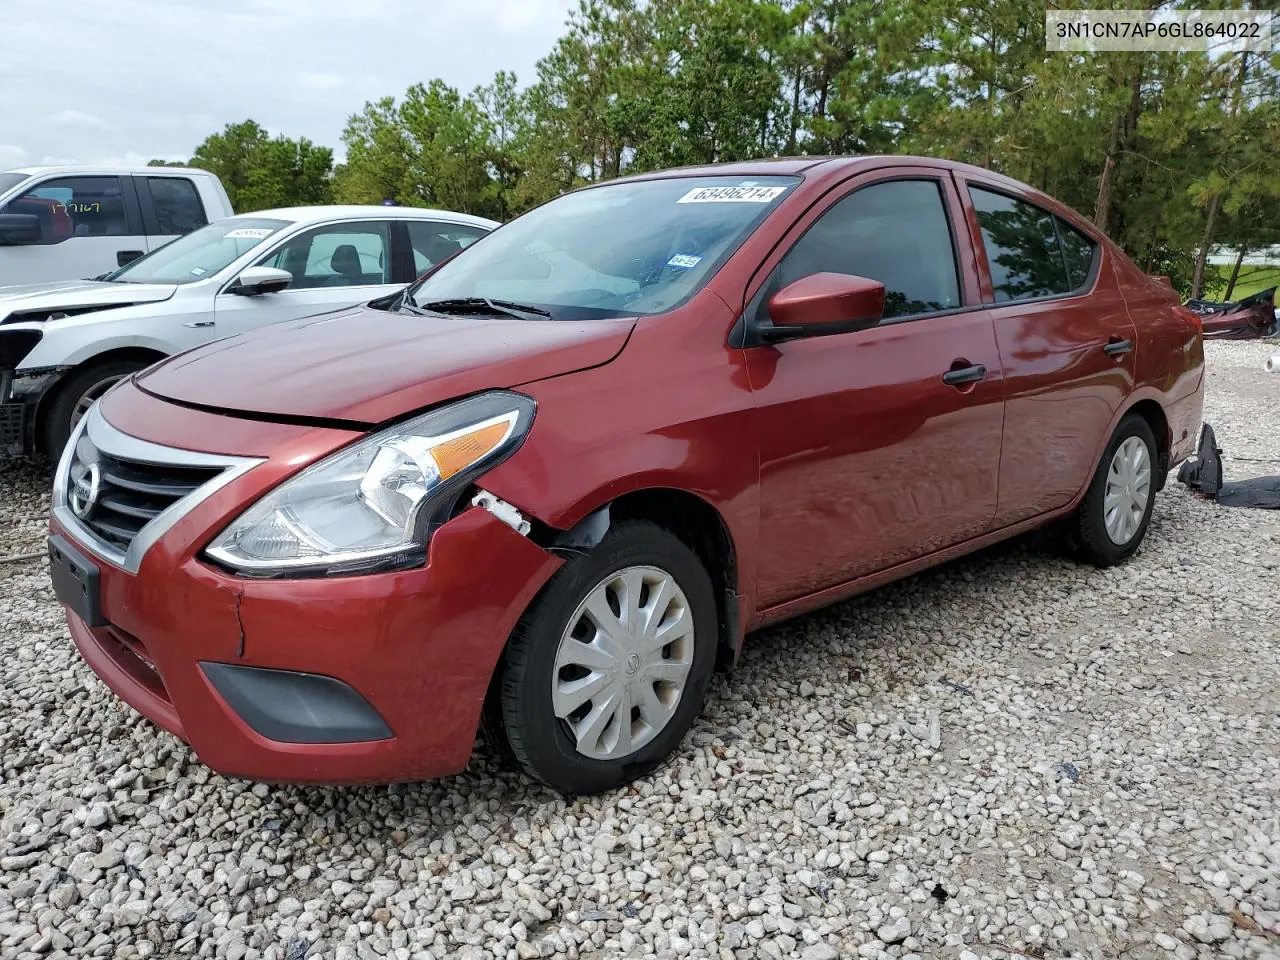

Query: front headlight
[205,391,535,576]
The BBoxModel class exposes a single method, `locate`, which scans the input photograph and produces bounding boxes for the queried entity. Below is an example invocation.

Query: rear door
[135,174,210,255]
[747,168,1005,607]
[956,177,1137,526]
[213,219,402,337]
[0,175,143,282]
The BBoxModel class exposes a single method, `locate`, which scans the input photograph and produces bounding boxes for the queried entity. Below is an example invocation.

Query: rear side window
[1056,217,1097,289]
[408,221,489,274]
[146,177,208,236]
[775,180,961,319]
[969,187,1074,302]
[2,176,128,244]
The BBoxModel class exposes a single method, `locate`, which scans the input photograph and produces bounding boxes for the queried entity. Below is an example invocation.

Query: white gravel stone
[1,341,1278,958]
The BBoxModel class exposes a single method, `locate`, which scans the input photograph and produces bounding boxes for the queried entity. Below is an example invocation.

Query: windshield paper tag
[667,254,702,269]
[677,185,786,204]
[225,228,273,239]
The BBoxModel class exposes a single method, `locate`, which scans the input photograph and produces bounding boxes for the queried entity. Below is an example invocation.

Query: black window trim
[2,174,137,246]
[218,218,397,295]
[733,174,970,348]
[965,182,1101,307]
[135,173,208,238]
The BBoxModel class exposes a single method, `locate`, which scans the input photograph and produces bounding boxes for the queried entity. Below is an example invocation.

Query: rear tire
[1065,413,1159,567]
[493,520,718,795]
[43,359,146,458]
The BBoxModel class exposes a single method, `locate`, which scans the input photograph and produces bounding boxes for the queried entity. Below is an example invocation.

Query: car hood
[137,305,636,424]
[0,280,178,323]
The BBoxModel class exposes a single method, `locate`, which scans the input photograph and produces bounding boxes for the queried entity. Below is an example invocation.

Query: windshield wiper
[418,297,553,321]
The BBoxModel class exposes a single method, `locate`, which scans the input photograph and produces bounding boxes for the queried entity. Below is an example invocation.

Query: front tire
[493,520,718,795]
[1065,413,1159,567]
[43,359,146,457]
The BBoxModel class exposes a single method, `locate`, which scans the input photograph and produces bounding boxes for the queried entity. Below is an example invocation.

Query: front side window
[772,179,961,320]
[405,175,799,320]
[110,217,288,284]
[146,177,208,236]
[408,221,490,275]
[2,176,128,245]
[969,187,1073,302]
[259,222,392,289]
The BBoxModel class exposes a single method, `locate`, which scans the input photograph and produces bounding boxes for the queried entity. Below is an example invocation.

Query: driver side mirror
[759,272,885,343]
[232,266,293,296]
[0,213,41,245]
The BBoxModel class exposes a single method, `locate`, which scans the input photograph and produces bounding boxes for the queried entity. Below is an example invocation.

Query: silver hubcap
[1104,436,1152,545]
[553,565,695,761]
[70,375,126,431]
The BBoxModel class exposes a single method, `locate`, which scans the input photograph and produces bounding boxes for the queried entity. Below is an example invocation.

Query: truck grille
[74,449,223,552]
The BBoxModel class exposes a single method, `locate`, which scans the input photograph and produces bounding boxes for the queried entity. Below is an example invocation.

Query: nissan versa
[48,157,1204,795]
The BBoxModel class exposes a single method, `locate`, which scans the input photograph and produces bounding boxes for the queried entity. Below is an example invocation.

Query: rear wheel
[1065,413,1158,567]
[43,359,147,457]
[492,520,718,794]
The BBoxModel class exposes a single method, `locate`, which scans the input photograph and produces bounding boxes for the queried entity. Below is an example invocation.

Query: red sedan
[48,157,1204,794]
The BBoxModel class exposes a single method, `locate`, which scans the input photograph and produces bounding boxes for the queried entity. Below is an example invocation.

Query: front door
[0,175,143,282]
[747,173,1005,608]
[214,220,405,337]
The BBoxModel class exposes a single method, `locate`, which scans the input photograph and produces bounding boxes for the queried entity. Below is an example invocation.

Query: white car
[0,205,497,457]
[0,165,235,284]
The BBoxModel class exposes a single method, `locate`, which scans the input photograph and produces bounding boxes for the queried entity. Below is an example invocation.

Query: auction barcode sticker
[224,228,274,240]
[678,185,787,204]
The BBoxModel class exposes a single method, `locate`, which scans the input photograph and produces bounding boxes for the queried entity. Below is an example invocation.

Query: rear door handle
[1104,338,1133,356]
[183,320,215,329]
[942,364,987,386]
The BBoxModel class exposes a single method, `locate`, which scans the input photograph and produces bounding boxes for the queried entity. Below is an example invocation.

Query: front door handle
[1104,338,1133,356]
[942,364,987,386]
[116,250,144,267]
[183,320,215,329]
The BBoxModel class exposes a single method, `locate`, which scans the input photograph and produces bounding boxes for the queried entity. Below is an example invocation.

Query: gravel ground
[1,341,1277,960]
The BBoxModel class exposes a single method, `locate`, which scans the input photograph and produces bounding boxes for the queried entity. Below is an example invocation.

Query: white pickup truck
[0,166,234,285]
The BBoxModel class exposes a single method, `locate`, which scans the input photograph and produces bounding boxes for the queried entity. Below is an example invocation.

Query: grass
[1202,264,1280,301]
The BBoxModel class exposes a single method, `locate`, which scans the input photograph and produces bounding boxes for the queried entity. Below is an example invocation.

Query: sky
[0,0,577,170]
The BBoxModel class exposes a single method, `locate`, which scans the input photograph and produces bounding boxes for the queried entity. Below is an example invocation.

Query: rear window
[0,172,29,196]
[147,177,208,236]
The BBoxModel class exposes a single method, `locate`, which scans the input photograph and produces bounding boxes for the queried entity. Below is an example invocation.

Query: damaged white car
[0,204,496,457]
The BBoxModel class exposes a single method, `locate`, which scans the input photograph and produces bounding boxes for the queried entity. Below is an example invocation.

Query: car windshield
[0,172,29,196]
[406,175,799,320]
[108,218,290,284]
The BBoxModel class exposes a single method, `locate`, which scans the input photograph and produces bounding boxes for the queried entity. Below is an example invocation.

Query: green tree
[187,120,333,212]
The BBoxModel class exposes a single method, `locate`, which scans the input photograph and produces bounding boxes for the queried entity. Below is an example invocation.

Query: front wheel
[43,359,147,457]
[492,520,719,795]
[1065,413,1159,567]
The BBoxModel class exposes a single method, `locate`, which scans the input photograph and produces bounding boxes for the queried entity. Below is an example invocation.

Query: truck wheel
[493,520,718,795]
[1065,414,1159,567]
[43,359,146,457]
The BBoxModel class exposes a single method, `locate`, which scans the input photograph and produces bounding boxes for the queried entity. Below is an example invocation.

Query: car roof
[605,154,1021,185]
[236,205,500,229]
[4,164,215,178]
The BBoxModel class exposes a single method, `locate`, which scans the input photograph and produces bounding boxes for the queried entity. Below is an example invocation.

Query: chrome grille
[54,404,264,574]
[74,448,223,552]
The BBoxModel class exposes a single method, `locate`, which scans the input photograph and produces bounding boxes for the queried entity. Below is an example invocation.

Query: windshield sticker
[677,185,787,204]
[667,254,703,270]
[224,228,274,240]
[189,266,207,276]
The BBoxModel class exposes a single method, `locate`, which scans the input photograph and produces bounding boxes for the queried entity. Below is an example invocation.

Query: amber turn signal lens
[430,421,511,480]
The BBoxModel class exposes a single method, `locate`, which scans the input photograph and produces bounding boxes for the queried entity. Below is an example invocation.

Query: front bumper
[52,391,562,785]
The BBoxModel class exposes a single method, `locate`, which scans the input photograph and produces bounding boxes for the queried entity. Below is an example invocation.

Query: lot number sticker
[677,185,787,204]
[225,228,274,240]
